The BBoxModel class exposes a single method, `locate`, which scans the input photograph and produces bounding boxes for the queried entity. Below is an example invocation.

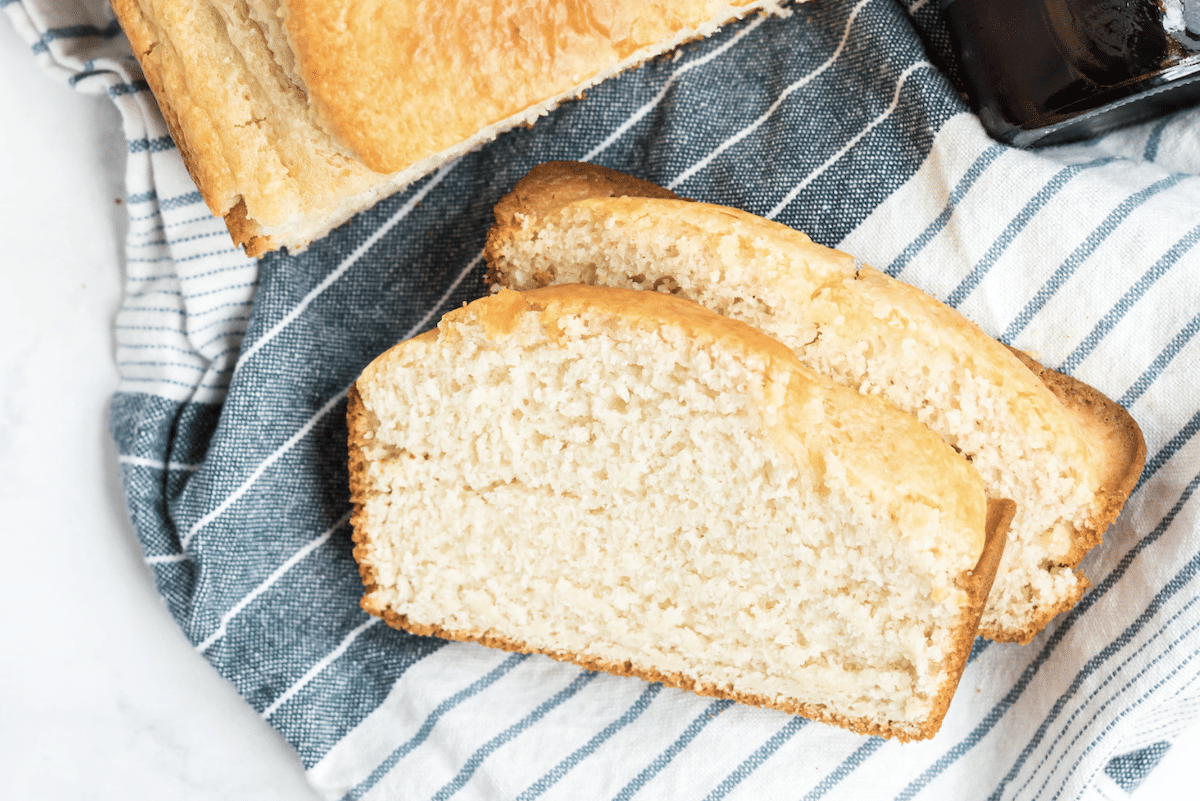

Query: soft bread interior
[484,161,1146,643]
[350,286,1009,740]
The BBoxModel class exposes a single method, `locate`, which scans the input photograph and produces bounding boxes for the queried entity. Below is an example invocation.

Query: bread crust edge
[109,0,271,256]
[347,385,382,597]
[978,348,1147,644]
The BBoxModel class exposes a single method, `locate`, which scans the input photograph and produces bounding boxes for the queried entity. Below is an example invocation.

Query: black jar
[941,0,1200,146]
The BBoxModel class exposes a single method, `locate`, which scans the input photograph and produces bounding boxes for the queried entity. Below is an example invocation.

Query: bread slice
[109,0,790,256]
[484,161,1146,644]
[349,285,1014,740]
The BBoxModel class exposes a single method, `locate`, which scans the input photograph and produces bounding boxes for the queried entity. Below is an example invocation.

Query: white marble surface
[0,15,1196,800]
[0,19,320,801]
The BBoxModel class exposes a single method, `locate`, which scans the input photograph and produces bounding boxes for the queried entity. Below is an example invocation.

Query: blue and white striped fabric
[9,0,1200,798]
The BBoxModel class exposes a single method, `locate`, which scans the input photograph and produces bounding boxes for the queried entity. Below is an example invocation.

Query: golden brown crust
[1005,347,1147,559]
[377,610,923,740]
[360,499,1014,742]
[115,0,251,208]
[110,0,241,235]
[469,284,801,370]
[287,2,777,175]
[493,161,685,226]
[110,0,273,252]
[347,385,382,595]
[485,161,687,287]
[977,349,1146,644]
[224,199,274,257]
[918,497,1014,738]
[110,1,791,255]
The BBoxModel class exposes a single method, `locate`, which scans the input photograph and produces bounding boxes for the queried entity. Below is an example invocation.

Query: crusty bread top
[109,0,789,254]
[110,0,394,255]
[491,160,686,227]
[287,0,771,175]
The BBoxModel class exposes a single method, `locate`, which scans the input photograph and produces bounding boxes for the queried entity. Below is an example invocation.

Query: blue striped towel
[8,0,1200,798]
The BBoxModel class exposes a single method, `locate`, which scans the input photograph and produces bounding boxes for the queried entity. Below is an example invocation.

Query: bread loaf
[484,161,1146,644]
[109,0,791,256]
[349,285,1013,740]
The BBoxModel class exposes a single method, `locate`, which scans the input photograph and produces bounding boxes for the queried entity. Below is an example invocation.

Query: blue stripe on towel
[1058,224,1200,374]
[703,717,808,801]
[343,653,529,801]
[886,144,1005,277]
[944,158,1117,310]
[515,682,665,801]
[1002,173,1191,342]
[803,738,886,801]
[612,700,735,801]
[429,670,601,801]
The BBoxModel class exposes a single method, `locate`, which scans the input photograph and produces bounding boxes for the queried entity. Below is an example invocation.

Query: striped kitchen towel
[7,0,1200,798]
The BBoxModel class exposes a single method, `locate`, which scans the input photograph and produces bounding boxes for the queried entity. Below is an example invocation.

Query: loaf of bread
[484,162,1146,644]
[349,284,1014,740]
[108,0,790,256]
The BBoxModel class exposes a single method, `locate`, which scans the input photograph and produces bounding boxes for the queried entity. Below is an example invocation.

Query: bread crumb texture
[485,162,1145,643]
[351,285,997,740]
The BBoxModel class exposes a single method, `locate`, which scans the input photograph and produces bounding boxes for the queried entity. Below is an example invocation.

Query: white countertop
[0,16,1195,800]
[0,19,318,800]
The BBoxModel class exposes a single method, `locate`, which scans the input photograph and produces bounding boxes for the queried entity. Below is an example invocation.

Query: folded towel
[8,0,1200,798]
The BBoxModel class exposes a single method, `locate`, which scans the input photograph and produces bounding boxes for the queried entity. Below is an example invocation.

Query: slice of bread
[350,285,1013,740]
[109,0,790,255]
[484,161,1146,644]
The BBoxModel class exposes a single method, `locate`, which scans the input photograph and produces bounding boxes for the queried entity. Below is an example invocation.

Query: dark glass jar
[941,0,1200,146]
